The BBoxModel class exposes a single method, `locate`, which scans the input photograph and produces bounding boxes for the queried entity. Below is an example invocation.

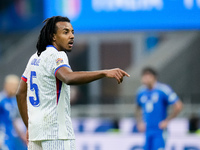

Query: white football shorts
[28,139,76,150]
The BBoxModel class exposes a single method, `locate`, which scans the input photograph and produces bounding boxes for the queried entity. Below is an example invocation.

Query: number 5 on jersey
[29,71,40,107]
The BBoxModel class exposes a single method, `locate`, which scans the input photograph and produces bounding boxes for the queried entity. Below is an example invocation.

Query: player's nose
[70,32,74,39]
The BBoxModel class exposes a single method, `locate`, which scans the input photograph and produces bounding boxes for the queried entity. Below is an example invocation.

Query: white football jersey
[21,45,75,141]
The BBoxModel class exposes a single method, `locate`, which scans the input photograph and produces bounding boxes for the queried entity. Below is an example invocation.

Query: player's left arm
[160,100,183,128]
[159,87,183,129]
[166,100,183,121]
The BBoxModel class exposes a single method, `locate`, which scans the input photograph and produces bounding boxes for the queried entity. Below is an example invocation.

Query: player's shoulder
[28,53,38,62]
[25,53,38,66]
[137,85,147,95]
[30,52,38,58]
[155,82,172,95]
[0,92,6,101]
[0,96,7,105]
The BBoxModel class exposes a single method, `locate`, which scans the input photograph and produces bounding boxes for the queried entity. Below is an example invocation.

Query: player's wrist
[101,70,108,77]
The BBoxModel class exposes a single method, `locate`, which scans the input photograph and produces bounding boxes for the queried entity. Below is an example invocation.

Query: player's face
[53,21,74,52]
[4,80,19,97]
[141,73,156,88]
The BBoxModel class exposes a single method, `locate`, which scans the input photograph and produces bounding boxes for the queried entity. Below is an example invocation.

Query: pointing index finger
[121,70,130,77]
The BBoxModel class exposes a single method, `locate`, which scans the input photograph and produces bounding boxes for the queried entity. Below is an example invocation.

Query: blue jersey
[136,82,179,131]
[0,95,18,149]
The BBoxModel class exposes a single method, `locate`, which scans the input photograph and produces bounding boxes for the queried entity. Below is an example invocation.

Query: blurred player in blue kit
[0,75,26,150]
[136,67,183,150]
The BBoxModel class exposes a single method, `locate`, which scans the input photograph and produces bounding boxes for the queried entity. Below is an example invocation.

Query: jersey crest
[56,58,64,66]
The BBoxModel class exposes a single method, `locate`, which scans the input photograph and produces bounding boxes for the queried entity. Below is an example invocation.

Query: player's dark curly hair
[142,67,158,77]
[36,16,70,56]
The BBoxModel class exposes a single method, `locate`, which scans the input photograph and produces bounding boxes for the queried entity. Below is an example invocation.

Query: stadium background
[0,0,200,149]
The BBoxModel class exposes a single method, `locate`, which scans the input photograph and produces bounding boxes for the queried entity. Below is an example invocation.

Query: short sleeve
[162,85,179,105]
[53,52,71,76]
[21,53,37,82]
[21,56,33,82]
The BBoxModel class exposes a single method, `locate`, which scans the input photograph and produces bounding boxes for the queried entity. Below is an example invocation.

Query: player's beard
[64,49,72,53]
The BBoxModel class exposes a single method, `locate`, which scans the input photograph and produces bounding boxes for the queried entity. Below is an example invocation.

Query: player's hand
[137,122,146,132]
[104,68,130,84]
[159,120,169,129]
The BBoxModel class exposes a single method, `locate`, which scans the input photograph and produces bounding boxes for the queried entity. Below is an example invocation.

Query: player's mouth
[68,41,74,47]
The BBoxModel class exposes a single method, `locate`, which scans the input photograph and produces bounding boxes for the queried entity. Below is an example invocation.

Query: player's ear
[52,34,56,41]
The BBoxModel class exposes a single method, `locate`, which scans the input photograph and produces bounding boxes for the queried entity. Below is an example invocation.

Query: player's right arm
[56,67,130,85]
[16,55,32,129]
[135,92,146,132]
[16,80,28,129]
[135,106,146,132]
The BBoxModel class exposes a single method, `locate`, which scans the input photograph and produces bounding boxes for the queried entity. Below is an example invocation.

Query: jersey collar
[145,81,159,91]
[46,45,58,51]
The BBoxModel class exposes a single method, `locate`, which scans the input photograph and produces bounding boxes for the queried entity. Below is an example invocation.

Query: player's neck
[147,85,153,90]
[147,81,156,90]
[6,94,13,98]
[52,43,60,51]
